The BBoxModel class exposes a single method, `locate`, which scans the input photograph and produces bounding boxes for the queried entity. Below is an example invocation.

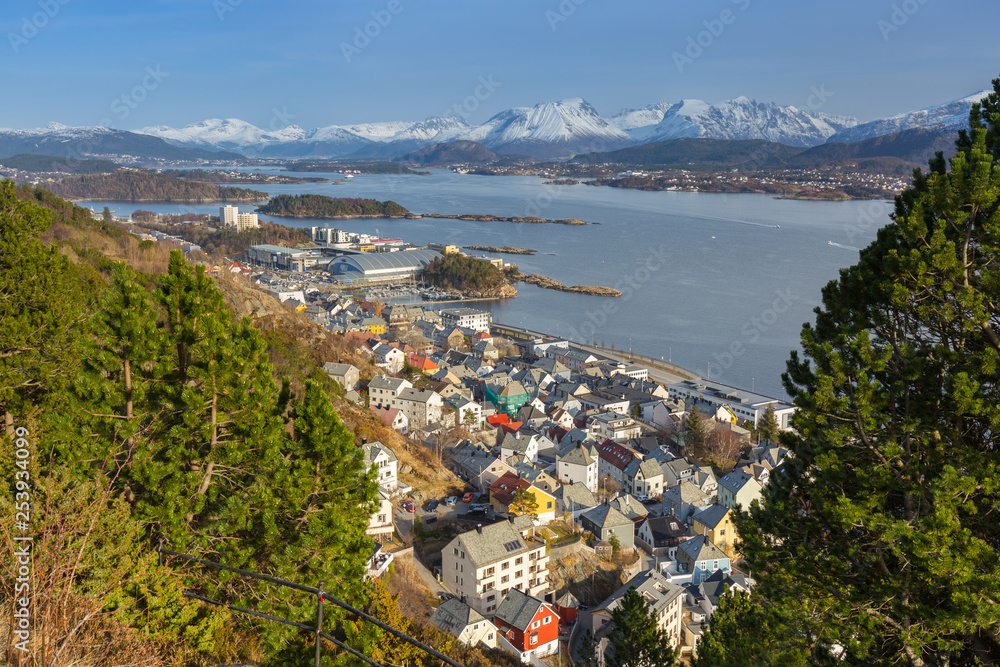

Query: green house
[484,380,530,417]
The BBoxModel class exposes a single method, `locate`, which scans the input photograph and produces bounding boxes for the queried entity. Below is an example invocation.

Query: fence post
[315,580,325,667]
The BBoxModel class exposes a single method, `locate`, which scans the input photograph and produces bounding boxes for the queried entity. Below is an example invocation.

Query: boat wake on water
[828,241,861,251]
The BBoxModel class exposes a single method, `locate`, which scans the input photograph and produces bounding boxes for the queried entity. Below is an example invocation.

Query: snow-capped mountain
[615,97,858,148]
[828,91,991,143]
[608,102,677,132]
[0,122,238,162]
[457,99,632,158]
[138,116,471,158]
[140,118,307,150]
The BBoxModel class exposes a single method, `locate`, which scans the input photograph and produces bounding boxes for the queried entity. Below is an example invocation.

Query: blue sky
[2,0,998,130]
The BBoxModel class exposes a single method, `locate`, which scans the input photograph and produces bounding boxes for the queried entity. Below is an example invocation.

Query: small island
[166,169,330,185]
[258,194,409,218]
[521,273,622,297]
[463,245,537,255]
[422,253,518,299]
[44,169,268,202]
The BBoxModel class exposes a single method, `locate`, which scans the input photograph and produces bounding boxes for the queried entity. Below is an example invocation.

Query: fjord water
[85,169,893,397]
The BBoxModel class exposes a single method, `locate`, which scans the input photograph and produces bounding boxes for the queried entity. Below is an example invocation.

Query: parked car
[402,500,415,513]
[443,496,458,506]
[469,503,490,513]
[425,499,440,511]
[462,492,475,503]
[466,508,488,518]
[437,591,454,601]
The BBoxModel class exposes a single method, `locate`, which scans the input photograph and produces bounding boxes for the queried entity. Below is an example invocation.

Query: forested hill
[0,179,526,665]
[258,193,409,218]
[0,153,120,174]
[43,169,268,202]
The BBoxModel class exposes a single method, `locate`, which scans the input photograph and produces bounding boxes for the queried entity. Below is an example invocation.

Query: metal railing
[158,546,466,667]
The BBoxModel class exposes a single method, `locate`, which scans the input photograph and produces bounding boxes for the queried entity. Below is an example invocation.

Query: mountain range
[1,90,992,163]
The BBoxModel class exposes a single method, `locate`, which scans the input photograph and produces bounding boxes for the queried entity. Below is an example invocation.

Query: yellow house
[358,317,387,335]
[692,504,739,558]
[488,472,557,523]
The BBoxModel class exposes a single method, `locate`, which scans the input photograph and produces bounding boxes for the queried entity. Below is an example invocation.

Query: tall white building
[220,205,239,228]
[236,212,259,231]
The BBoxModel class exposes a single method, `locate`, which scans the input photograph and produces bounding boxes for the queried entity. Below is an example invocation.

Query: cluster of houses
[324,303,795,663]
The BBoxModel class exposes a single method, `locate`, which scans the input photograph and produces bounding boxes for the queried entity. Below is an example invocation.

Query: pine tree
[604,587,676,667]
[757,404,779,444]
[510,487,539,518]
[684,402,708,454]
[0,180,93,432]
[736,80,1000,666]
[694,589,809,667]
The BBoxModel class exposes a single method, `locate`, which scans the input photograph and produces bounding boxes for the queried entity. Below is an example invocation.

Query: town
[221,220,798,664]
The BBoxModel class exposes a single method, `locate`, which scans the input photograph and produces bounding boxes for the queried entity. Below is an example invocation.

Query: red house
[493,589,559,662]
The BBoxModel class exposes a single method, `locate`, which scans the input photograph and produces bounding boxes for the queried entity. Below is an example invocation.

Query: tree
[102,205,112,223]
[631,402,642,419]
[0,180,93,433]
[736,81,1000,666]
[509,487,539,518]
[757,404,779,444]
[694,589,809,667]
[684,403,709,454]
[603,586,676,667]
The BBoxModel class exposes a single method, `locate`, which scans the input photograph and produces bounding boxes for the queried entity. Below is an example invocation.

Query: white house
[372,343,405,374]
[368,375,412,409]
[396,388,445,431]
[362,441,398,492]
[431,598,498,649]
[556,442,599,492]
[366,489,394,543]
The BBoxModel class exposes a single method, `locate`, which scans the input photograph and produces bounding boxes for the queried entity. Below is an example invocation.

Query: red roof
[498,421,524,435]
[489,472,531,507]
[487,414,510,427]
[407,354,439,372]
[596,439,635,471]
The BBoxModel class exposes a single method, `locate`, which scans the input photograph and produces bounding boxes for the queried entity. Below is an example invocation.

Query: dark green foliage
[603,587,677,667]
[694,589,809,667]
[422,253,508,292]
[0,180,94,424]
[684,403,708,453]
[757,404,779,444]
[43,170,267,202]
[0,153,119,174]
[259,193,409,217]
[736,78,1000,666]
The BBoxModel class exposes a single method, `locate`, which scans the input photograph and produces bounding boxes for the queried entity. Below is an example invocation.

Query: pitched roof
[362,441,397,466]
[581,504,633,530]
[322,362,357,376]
[609,495,647,521]
[693,503,731,530]
[368,375,410,391]
[596,439,635,471]
[489,472,532,507]
[499,380,528,398]
[454,519,542,567]
[592,569,683,617]
[718,470,759,495]
[676,534,728,565]
[370,407,404,429]
[558,443,595,467]
[664,481,709,505]
[556,483,597,511]
[641,514,689,542]
[493,589,548,632]
[432,598,488,636]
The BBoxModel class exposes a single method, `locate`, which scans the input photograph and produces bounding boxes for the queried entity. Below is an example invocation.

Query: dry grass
[386,558,436,625]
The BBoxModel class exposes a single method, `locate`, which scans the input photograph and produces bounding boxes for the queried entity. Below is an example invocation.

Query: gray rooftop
[693,503,730,530]
[582,503,633,530]
[432,598,487,636]
[455,519,542,567]
[677,534,728,565]
[493,588,546,632]
[592,569,683,617]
